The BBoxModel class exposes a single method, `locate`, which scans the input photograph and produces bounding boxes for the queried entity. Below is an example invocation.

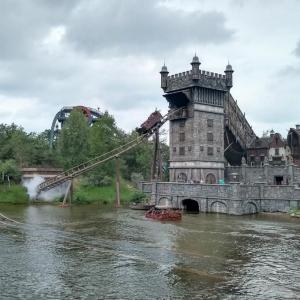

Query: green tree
[57,109,90,169]
[0,159,21,184]
[87,111,124,185]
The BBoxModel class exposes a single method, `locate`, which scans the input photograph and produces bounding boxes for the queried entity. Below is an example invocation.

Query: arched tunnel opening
[182,199,199,213]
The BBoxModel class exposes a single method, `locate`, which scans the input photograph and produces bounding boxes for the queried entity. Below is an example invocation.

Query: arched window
[177,172,187,182]
[206,173,216,184]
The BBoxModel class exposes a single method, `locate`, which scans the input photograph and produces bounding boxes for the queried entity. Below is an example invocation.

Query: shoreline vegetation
[0,109,168,207]
[0,179,149,206]
[289,208,300,218]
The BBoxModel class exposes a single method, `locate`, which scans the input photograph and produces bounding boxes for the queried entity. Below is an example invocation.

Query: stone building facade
[247,131,291,167]
[160,56,255,184]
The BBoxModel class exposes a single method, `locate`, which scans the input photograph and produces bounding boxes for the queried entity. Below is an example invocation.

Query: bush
[129,191,149,203]
[0,185,29,204]
[99,175,113,186]
[74,191,92,204]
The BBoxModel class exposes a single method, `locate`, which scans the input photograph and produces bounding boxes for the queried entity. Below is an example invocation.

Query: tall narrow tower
[160,56,229,184]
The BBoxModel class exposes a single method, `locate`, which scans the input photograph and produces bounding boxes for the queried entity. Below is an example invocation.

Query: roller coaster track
[37,109,178,194]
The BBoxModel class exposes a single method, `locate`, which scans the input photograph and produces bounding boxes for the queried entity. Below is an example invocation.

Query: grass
[0,184,29,204]
[73,179,143,205]
[289,208,300,216]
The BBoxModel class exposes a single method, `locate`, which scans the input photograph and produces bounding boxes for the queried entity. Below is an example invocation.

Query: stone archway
[158,197,172,208]
[206,173,216,184]
[182,199,199,213]
[210,201,227,213]
[243,202,258,214]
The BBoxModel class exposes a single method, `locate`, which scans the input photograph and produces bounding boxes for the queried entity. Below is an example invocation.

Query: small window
[217,147,220,153]
[179,147,185,156]
[179,121,185,128]
[275,148,279,155]
[173,147,176,153]
[179,132,185,142]
[207,132,213,142]
[188,146,192,152]
[200,146,204,151]
[207,147,213,156]
[207,119,213,128]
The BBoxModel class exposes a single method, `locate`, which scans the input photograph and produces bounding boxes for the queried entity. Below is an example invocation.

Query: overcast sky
[0,0,300,138]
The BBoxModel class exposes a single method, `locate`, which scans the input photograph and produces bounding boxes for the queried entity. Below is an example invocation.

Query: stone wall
[140,181,300,215]
[226,164,300,186]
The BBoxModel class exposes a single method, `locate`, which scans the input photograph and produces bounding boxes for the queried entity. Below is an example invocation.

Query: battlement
[168,70,226,80]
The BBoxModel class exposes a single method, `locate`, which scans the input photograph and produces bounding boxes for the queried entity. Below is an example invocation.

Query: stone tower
[161,56,238,184]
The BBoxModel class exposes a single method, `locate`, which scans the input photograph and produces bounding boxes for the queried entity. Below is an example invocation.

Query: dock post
[115,156,121,207]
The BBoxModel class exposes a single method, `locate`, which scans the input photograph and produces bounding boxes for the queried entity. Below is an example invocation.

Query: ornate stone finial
[160,63,168,74]
[224,61,234,89]
[225,61,233,72]
[264,156,269,166]
[191,53,200,65]
[160,62,169,90]
[242,156,246,165]
[191,54,200,80]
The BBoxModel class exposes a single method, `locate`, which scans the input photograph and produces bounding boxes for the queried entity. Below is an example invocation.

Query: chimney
[296,125,300,130]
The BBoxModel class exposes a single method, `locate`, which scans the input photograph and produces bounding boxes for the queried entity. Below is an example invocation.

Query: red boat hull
[145,209,182,221]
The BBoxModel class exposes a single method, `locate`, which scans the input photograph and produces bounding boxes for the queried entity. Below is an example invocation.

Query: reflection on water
[0,205,300,299]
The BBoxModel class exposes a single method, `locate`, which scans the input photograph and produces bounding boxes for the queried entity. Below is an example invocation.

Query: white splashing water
[22,175,66,201]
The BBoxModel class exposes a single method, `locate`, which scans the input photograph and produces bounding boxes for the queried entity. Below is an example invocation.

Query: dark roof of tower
[160,64,168,73]
[225,63,233,71]
[191,55,200,64]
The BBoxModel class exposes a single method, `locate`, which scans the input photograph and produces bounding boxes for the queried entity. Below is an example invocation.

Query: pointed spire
[225,60,233,72]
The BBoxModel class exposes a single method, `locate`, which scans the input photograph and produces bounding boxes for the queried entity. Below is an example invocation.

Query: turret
[224,63,234,89]
[191,54,200,80]
[160,64,169,90]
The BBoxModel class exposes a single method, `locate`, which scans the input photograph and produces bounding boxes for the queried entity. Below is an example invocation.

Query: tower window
[179,132,185,142]
[200,146,204,151]
[275,148,279,155]
[173,147,176,153]
[179,147,185,156]
[207,132,213,142]
[207,147,213,156]
[188,146,192,152]
[207,119,214,128]
[179,121,185,128]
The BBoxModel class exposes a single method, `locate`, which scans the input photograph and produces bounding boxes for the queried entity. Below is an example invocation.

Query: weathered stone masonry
[141,56,300,215]
[161,56,256,185]
[140,181,300,215]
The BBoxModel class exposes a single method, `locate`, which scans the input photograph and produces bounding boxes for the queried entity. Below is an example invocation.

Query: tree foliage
[0,109,169,186]
[57,109,90,169]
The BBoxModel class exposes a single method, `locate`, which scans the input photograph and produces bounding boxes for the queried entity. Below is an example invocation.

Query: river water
[0,205,299,300]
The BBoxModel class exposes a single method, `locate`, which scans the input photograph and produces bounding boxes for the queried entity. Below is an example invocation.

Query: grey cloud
[65,0,234,56]
[0,0,79,60]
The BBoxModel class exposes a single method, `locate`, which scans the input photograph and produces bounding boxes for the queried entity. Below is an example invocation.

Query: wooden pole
[70,179,73,204]
[115,156,121,207]
[151,129,159,180]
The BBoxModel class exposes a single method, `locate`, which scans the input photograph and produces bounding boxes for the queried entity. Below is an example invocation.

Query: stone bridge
[140,181,300,215]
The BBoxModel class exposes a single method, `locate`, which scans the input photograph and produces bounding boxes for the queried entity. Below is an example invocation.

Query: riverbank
[73,180,146,205]
[289,208,300,218]
[0,185,29,204]
[0,180,148,206]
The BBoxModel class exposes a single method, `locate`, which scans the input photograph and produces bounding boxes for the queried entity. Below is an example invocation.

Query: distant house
[287,125,300,166]
[246,131,291,166]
